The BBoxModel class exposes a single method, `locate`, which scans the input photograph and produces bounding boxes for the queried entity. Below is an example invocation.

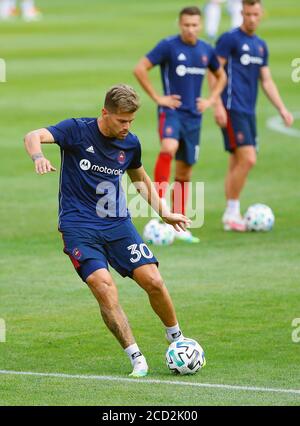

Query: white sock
[226,199,240,216]
[204,2,222,39]
[166,323,183,342]
[124,343,147,370]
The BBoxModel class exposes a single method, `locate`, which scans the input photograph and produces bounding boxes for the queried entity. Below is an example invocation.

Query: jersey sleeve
[47,119,82,149]
[146,39,170,66]
[215,32,234,60]
[208,48,221,72]
[262,41,269,67]
[128,140,142,169]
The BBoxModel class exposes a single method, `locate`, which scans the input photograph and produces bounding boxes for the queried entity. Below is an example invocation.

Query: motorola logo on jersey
[176,65,206,77]
[79,159,91,170]
[240,54,263,66]
[79,159,123,175]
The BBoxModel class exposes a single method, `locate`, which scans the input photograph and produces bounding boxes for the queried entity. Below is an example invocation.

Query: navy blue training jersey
[47,118,142,231]
[216,28,269,115]
[146,35,220,117]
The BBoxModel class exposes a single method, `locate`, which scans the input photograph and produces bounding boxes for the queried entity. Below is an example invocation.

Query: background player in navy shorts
[134,6,226,243]
[210,0,293,231]
[24,84,192,377]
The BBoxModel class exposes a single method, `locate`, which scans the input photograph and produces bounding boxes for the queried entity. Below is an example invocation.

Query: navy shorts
[158,108,202,165]
[222,109,257,153]
[61,219,158,282]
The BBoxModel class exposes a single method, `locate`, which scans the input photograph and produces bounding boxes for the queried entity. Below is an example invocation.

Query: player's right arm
[133,57,181,110]
[208,56,228,128]
[24,128,57,175]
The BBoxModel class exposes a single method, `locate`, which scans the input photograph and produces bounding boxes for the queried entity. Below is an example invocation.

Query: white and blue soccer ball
[143,219,175,246]
[166,338,206,375]
[244,204,275,232]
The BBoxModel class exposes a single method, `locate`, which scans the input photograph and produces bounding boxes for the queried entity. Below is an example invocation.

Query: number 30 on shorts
[127,243,154,263]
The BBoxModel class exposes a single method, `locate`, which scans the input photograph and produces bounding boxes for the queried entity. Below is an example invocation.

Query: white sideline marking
[0,370,300,396]
[266,112,300,137]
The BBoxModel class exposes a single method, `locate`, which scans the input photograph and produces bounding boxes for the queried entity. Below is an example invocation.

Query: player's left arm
[24,128,57,174]
[127,166,191,232]
[260,66,294,127]
[197,66,227,113]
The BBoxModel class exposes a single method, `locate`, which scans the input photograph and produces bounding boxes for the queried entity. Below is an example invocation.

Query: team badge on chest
[117,151,126,164]
[201,55,208,65]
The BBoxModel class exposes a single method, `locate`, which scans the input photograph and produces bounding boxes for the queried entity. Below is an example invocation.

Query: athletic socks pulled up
[125,343,148,377]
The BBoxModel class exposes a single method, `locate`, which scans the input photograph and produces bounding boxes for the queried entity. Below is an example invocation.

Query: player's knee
[161,147,176,158]
[239,153,256,170]
[144,273,165,295]
[87,274,116,301]
[175,171,191,182]
[244,155,256,169]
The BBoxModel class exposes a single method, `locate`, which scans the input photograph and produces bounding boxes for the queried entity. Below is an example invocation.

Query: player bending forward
[24,84,192,377]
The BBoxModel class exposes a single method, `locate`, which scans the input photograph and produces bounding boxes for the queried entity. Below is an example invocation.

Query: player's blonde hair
[104,84,140,113]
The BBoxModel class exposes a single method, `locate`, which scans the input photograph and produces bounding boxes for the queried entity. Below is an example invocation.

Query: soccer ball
[244,204,275,231]
[143,219,175,246]
[166,338,206,375]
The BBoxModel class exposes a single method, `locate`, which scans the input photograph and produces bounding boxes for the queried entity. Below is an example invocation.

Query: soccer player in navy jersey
[134,6,226,243]
[24,84,192,377]
[210,0,293,231]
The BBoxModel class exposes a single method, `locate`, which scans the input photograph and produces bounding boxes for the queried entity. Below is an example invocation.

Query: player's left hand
[162,213,192,232]
[280,108,294,127]
[196,97,213,113]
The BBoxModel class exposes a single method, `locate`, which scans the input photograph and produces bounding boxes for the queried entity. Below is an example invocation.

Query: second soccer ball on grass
[244,204,275,232]
[143,219,175,246]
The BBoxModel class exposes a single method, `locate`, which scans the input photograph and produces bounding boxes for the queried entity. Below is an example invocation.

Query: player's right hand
[162,213,191,232]
[34,157,56,174]
[156,95,182,110]
[280,108,294,127]
[214,104,227,128]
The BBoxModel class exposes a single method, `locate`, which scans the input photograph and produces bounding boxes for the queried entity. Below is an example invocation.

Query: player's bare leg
[223,146,256,231]
[133,264,183,342]
[225,153,238,200]
[86,268,148,377]
[227,146,256,198]
[172,160,199,243]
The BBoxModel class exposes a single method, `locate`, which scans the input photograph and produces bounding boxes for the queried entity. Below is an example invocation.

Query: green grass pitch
[0,0,300,406]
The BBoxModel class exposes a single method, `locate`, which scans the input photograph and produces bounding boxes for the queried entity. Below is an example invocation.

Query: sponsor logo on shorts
[166,126,173,136]
[237,132,245,143]
[72,248,82,260]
